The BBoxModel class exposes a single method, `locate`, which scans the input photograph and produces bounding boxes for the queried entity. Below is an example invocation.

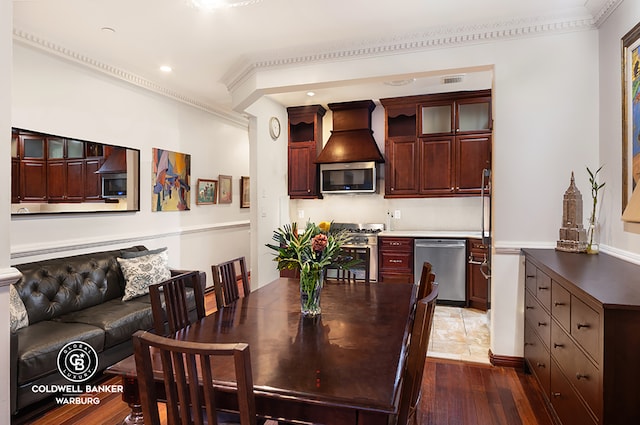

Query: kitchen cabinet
[47,138,86,202]
[11,130,20,203]
[467,238,489,311]
[287,105,326,199]
[18,133,47,202]
[381,90,492,198]
[523,249,640,425]
[378,237,414,283]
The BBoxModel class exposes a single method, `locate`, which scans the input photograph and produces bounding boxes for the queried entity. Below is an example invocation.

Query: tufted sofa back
[13,246,147,325]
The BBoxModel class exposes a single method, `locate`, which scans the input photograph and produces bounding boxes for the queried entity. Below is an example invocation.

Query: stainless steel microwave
[102,173,127,198]
[320,161,377,194]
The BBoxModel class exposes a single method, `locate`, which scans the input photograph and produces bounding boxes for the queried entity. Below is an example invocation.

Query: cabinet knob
[576,373,589,380]
[537,321,547,327]
[536,362,545,368]
[552,392,561,398]
[577,323,590,330]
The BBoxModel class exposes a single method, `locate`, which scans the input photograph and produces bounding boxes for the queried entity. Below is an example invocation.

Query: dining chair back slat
[397,282,439,425]
[132,330,257,425]
[212,257,250,309]
[149,271,205,335]
[328,247,371,283]
[416,262,433,301]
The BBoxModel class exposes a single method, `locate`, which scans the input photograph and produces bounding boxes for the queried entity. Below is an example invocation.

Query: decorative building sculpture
[556,172,587,252]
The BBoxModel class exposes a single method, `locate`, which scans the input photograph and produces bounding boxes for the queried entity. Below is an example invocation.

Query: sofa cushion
[56,298,154,349]
[10,284,29,333]
[16,321,105,384]
[118,250,171,301]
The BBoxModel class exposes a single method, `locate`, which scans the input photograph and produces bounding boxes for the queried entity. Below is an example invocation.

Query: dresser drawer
[379,237,413,251]
[550,360,597,425]
[525,261,537,293]
[571,296,600,362]
[536,271,552,311]
[552,281,571,331]
[525,322,550,394]
[379,251,413,271]
[551,321,601,419]
[525,289,550,348]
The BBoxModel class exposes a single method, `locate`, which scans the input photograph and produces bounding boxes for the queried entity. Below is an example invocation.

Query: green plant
[586,165,605,250]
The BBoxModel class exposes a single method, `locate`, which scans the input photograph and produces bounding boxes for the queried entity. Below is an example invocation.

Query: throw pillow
[120,246,168,259]
[118,250,171,301]
[10,284,29,333]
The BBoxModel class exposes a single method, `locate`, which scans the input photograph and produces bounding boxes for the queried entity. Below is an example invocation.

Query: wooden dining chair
[132,330,258,425]
[416,262,433,300]
[212,257,251,309]
[149,271,206,335]
[328,247,370,283]
[397,282,439,425]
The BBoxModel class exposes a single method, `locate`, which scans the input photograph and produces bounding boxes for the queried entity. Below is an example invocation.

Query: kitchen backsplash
[289,195,483,231]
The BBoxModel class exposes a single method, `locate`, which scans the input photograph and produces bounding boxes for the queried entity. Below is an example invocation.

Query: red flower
[312,234,328,252]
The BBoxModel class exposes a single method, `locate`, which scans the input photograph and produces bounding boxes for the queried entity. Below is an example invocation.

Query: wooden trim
[489,349,524,369]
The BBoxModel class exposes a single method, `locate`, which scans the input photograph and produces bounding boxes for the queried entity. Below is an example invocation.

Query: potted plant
[586,165,605,254]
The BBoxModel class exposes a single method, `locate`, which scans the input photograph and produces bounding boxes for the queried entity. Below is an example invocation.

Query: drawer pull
[577,323,590,330]
[537,321,547,327]
[552,392,561,398]
[536,362,545,368]
[524,342,531,346]
[526,274,535,279]
[553,343,564,349]
[554,302,565,306]
[538,286,549,290]
[390,242,401,246]
[576,373,589,380]
[525,305,534,310]
[389,259,403,263]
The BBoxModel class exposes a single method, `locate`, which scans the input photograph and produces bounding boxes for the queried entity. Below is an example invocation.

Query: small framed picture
[241,176,250,208]
[218,175,232,204]
[196,179,217,205]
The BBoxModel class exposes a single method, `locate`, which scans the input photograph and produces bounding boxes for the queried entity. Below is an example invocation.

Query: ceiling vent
[442,74,465,84]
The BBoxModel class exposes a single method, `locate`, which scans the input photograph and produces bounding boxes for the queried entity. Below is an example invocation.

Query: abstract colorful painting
[623,23,640,222]
[152,148,191,211]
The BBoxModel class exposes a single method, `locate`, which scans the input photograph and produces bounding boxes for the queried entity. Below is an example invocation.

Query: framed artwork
[241,176,250,208]
[196,178,217,205]
[152,148,191,212]
[622,22,640,222]
[218,175,232,204]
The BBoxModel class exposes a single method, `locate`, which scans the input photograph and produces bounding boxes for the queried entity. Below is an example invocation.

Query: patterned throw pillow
[118,250,171,301]
[10,284,29,332]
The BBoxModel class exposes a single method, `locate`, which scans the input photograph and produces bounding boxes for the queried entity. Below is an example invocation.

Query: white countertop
[378,230,484,239]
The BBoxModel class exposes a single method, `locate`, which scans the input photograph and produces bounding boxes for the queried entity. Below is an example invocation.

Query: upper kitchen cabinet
[381,90,492,198]
[287,105,326,199]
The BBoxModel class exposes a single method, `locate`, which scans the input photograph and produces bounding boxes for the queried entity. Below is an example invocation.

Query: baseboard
[489,349,524,369]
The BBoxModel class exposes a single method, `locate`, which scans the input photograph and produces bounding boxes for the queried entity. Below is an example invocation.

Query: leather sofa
[9,245,205,414]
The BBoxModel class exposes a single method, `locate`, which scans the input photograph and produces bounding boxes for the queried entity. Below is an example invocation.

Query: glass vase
[300,268,324,318]
[586,221,599,254]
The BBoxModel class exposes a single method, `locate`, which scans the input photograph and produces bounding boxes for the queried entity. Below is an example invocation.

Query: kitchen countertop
[378,230,484,239]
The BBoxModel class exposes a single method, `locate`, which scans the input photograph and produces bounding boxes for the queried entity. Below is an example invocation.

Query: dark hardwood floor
[13,289,554,425]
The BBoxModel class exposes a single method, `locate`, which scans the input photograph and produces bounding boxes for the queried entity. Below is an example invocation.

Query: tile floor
[427,306,491,364]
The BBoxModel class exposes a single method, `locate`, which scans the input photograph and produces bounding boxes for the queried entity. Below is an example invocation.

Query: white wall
[237,28,601,358]
[11,43,252,286]
[598,0,640,257]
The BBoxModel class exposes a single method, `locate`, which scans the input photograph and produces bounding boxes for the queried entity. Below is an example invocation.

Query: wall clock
[269,116,281,140]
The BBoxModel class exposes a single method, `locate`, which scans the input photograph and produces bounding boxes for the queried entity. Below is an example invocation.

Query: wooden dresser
[522,249,640,425]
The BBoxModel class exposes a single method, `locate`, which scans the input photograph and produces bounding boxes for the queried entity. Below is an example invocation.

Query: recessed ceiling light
[160,65,173,73]
[383,78,416,87]
[191,0,262,10]
[307,91,315,97]
[101,27,116,34]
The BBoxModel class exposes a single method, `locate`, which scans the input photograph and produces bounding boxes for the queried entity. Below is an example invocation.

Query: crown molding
[225,13,596,94]
[589,0,623,27]
[13,28,249,129]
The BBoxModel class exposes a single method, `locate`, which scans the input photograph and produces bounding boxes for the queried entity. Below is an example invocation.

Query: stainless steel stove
[331,223,384,281]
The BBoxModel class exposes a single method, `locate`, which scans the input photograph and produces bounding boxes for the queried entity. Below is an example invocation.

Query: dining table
[106,277,417,425]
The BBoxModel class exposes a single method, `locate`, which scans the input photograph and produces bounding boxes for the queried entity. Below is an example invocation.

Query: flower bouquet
[266,221,359,317]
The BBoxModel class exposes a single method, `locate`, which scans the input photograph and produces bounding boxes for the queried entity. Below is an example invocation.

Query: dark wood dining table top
[110,277,416,420]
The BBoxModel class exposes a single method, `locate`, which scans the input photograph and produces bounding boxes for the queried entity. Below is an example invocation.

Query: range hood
[96,147,127,174]
[315,100,384,164]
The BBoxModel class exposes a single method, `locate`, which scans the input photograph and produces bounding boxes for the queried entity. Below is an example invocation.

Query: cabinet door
[468,240,489,311]
[47,161,66,200]
[20,134,45,159]
[21,161,47,201]
[419,136,454,195]
[11,158,20,203]
[66,160,85,201]
[288,143,315,197]
[456,134,491,194]
[420,101,453,135]
[84,159,103,200]
[386,137,418,195]
[456,97,491,133]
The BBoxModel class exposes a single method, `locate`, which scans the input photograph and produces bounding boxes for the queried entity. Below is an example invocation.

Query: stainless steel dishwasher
[414,239,467,306]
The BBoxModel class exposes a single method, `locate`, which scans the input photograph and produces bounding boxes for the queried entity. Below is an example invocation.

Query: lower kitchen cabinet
[523,249,640,425]
[378,237,414,283]
[467,238,489,311]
